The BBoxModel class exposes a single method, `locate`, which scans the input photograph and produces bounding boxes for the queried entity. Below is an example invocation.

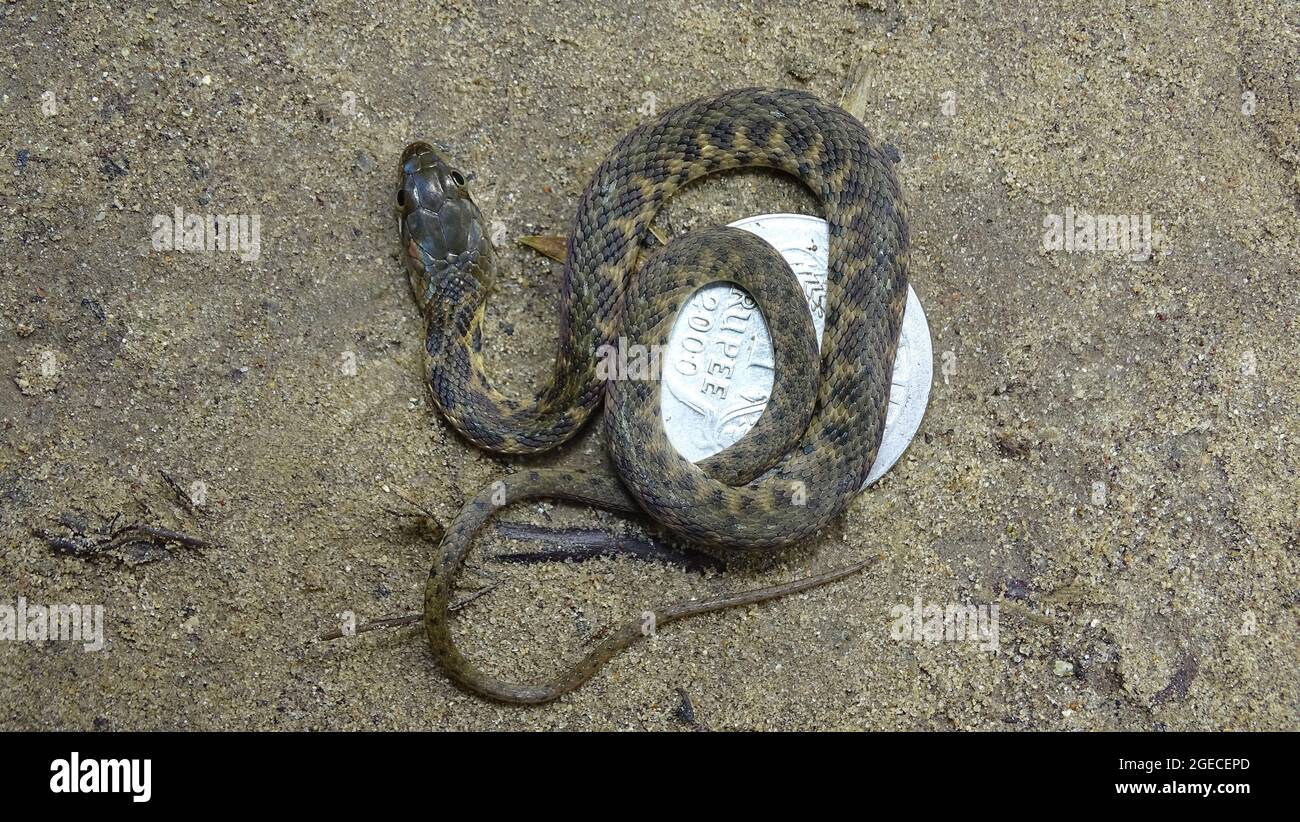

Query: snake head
[397,142,493,310]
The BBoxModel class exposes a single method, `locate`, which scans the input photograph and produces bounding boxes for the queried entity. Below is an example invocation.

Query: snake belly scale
[395,87,909,703]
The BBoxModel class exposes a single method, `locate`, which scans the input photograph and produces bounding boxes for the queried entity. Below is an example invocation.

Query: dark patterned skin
[396,88,908,703]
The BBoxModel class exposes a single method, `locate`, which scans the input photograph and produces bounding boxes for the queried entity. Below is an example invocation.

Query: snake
[395,87,909,704]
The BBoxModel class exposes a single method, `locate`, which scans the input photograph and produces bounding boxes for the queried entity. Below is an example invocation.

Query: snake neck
[418,232,608,453]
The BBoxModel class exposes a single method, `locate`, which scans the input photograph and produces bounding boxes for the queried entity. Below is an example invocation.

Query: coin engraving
[661,214,932,489]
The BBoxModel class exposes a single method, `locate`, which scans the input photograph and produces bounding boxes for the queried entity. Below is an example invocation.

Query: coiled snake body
[396,88,908,703]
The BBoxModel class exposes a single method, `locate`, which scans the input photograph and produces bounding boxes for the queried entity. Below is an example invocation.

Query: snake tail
[423,466,874,704]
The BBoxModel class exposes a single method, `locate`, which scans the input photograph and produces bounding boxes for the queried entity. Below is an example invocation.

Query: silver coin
[660,213,931,490]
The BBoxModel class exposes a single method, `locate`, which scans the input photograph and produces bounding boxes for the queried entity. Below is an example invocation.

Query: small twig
[491,521,724,573]
[450,582,498,612]
[34,518,218,562]
[384,486,446,541]
[159,469,209,519]
[317,572,497,642]
[390,486,437,518]
[379,505,425,519]
[317,578,497,642]
[318,613,422,641]
[111,524,215,551]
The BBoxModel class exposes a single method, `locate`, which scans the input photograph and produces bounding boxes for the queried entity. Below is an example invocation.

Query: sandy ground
[1,0,1296,730]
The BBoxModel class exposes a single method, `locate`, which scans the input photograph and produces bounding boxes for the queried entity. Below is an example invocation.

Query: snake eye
[450,170,466,187]
[397,189,407,207]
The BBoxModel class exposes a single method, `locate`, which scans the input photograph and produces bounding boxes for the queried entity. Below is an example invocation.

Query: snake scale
[395,87,909,703]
